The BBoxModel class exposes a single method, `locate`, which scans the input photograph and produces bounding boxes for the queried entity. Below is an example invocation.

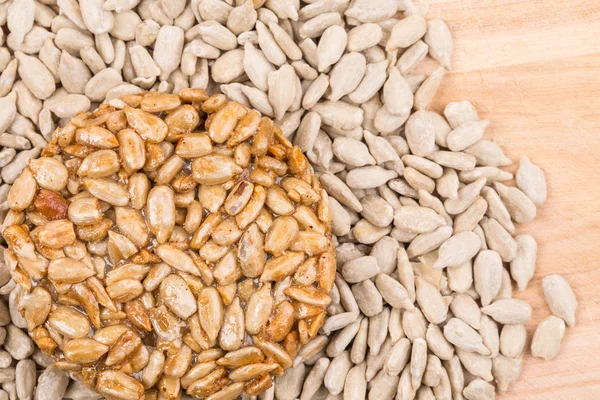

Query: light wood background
[422,0,600,398]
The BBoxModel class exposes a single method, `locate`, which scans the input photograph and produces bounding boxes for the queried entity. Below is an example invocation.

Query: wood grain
[425,0,600,398]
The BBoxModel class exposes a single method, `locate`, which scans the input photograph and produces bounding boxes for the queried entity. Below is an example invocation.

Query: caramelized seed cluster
[2,90,335,399]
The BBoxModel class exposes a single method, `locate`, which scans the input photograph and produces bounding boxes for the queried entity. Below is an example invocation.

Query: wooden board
[424,0,600,398]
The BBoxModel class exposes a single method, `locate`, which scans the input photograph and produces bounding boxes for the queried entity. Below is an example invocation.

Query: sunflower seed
[493,182,537,224]
[367,307,390,355]
[463,378,495,400]
[481,299,532,325]
[464,139,512,167]
[424,19,453,69]
[542,274,577,327]
[473,250,503,306]
[386,15,427,51]
[516,156,547,205]
[479,217,517,262]
[433,231,481,269]
[456,349,492,382]
[443,318,489,355]
[531,315,566,361]
[450,293,481,329]
[510,234,537,291]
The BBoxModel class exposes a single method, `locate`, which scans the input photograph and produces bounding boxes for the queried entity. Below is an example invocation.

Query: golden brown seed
[124,300,152,332]
[265,301,295,342]
[181,362,217,389]
[228,363,277,382]
[293,205,325,233]
[47,306,91,339]
[179,88,209,103]
[251,118,274,156]
[37,219,76,248]
[68,197,102,226]
[317,252,336,292]
[212,218,244,246]
[198,287,224,343]
[128,173,150,210]
[186,367,228,398]
[48,257,96,284]
[219,298,245,351]
[209,102,248,144]
[164,345,193,378]
[76,218,113,242]
[250,168,276,187]
[206,381,245,400]
[146,186,176,244]
[149,305,182,342]
[106,279,145,302]
[236,185,267,229]
[155,155,184,185]
[160,274,198,319]
[83,178,129,207]
[285,285,331,308]
[107,231,139,265]
[252,337,293,369]
[115,207,150,248]
[140,94,182,113]
[192,154,243,185]
[69,283,101,329]
[124,105,169,143]
[224,180,254,216]
[260,251,306,282]
[165,105,201,139]
[237,223,266,278]
[3,224,36,260]
[33,189,69,220]
[18,286,52,331]
[118,129,146,174]
[63,338,109,363]
[106,110,128,132]
[144,142,166,172]
[227,110,261,147]
[289,230,330,256]
[78,150,121,178]
[265,216,299,256]
[96,370,145,400]
[265,186,295,215]
[175,133,213,158]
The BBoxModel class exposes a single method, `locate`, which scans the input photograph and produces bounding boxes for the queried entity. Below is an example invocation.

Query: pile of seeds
[0,0,578,399]
[3,89,336,399]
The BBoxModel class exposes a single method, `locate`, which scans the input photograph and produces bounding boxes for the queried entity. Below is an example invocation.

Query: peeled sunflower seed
[329,52,367,102]
[493,182,537,224]
[516,156,547,205]
[414,66,445,111]
[444,100,479,129]
[386,15,427,51]
[481,299,532,325]
[433,231,481,269]
[500,323,527,358]
[317,25,347,72]
[510,234,537,291]
[473,249,503,307]
[531,316,566,361]
[443,318,490,355]
[542,274,577,327]
[424,19,453,69]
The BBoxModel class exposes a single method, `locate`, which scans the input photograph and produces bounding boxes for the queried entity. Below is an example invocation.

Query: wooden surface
[424,0,600,398]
